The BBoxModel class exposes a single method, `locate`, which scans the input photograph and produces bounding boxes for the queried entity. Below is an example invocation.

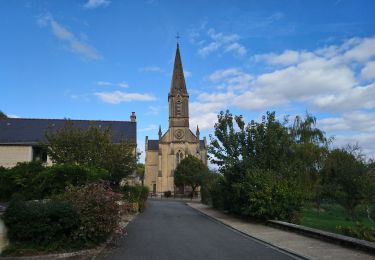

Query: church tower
[144,44,207,195]
[169,44,189,128]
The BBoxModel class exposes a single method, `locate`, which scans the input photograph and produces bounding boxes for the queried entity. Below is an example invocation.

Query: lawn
[300,203,375,235]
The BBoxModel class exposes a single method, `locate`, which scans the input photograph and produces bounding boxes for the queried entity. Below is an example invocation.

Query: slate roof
[147,140,159,150]
[0,118,136,145]
[147,139,206,151]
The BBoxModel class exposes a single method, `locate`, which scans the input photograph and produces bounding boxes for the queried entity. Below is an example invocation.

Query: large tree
[321,148,366,220]
[174,155,208,198]
[44,121,136,187]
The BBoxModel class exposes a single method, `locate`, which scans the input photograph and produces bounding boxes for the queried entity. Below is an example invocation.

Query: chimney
[130,112,136,122]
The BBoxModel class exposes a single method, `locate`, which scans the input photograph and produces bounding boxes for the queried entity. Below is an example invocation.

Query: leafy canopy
[44,121,136,186]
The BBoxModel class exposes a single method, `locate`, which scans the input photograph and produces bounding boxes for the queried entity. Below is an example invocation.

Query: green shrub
[0,162,44,200]
[0,162,108,201]
[58,182,121,245]
[32,164,108,198]
[122,185,149,212]
[233,169,304,222]
[337,224,375,242]
[3,197,80,249]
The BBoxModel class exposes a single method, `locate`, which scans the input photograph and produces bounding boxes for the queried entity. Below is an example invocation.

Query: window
[32,146,47,163]
[176,100,182,116]
[176,151,184,165]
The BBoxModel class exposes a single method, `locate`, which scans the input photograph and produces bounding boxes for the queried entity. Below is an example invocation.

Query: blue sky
[1,0,375,162]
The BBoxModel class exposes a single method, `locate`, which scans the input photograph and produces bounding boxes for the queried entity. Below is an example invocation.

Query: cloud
[191,35,375,157]
[184,70,192,78]
[38,14,101,60]
[83,0,110,9]
[139,66,163,72]
[139,124,158,132]
[96,81,112,86]
[96,81,129,88]
[95,91,156,104]
[197,28,247,57]
[145,105,161,115]
[361,61,375,80]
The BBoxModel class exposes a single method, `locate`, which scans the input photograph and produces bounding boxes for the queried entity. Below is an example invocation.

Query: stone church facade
[144,44,207,195]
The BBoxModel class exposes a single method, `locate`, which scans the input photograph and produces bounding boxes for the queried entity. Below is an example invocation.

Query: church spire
[158,125,162,140]
[169,44,187,95]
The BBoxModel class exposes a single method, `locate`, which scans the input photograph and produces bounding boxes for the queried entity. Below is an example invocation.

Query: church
[144,44,208,195]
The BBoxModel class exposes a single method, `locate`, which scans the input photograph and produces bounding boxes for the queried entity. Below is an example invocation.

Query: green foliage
[174,155,209,194]
[136,163,145,185]
[200,171,222,205]
[208,110,329,221]
[234,169,304,222]
[0,162,107,201]
[57,182,121,245]
[0,111,7,119]
[0,161,44,201]
[3,198,80,249]
[122,185,149,212]
[44,122,136,186]
[321,148,366,220]
[337,224,375,242]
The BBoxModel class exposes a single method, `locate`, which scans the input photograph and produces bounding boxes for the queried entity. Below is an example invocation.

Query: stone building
[144,44,207,195]
[0,113,137,168]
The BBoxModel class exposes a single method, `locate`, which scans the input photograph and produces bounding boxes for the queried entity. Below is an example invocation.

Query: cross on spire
[176,32,180,45]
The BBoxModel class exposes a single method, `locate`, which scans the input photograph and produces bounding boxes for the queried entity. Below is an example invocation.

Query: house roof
[146,139,206,151]
[0,118,136,145]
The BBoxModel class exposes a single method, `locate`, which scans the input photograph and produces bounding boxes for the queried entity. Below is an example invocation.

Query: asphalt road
[98,199,300,260]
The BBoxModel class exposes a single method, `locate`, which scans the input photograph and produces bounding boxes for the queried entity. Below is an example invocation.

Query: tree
[321,148,366,220]
[363,161,375,220]
[174,155,208,198]
[44,121,136,187]
[136,163,145,186]
[0,111,7,119]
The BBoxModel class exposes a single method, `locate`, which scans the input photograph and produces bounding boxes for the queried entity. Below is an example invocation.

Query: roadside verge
[187,203,375,260]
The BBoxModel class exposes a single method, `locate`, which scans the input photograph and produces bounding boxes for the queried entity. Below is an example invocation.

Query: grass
[300,203,375,235]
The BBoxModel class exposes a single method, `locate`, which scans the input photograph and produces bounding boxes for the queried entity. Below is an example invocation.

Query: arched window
[176,151,184,165]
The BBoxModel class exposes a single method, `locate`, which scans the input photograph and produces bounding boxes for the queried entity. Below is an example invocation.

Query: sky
[1,0,375,162]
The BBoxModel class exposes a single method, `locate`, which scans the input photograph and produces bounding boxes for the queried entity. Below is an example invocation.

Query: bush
[234,169,304,222]
[58,182,121,245]
[337,224,375,242]
[0,162,44,201]
[122,185,149,212]
[32,164,108,198]
[3,197,80,249]
[0,162,108,201]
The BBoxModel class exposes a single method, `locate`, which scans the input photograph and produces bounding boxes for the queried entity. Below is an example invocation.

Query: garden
[0,123,149,256]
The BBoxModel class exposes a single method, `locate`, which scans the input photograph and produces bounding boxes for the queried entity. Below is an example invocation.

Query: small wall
[0,145,32,168]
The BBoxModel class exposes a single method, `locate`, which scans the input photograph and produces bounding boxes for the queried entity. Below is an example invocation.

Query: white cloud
[96,81,112,86]
[139,66,163,72]
[95,91,156,104]
[145,105,161,115]
[197,28,247,57]
[8,114,20,118]
[139,124,158,132]
[38,14,101,60]
[83,0,110,9]
[96,81,129,88]
[184,70,192,78]
[361,61,375,80]
[117,82,129,88]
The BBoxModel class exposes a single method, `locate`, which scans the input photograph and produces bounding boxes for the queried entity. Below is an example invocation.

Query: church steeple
[169,44,187,95]
[168,44,189,128]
